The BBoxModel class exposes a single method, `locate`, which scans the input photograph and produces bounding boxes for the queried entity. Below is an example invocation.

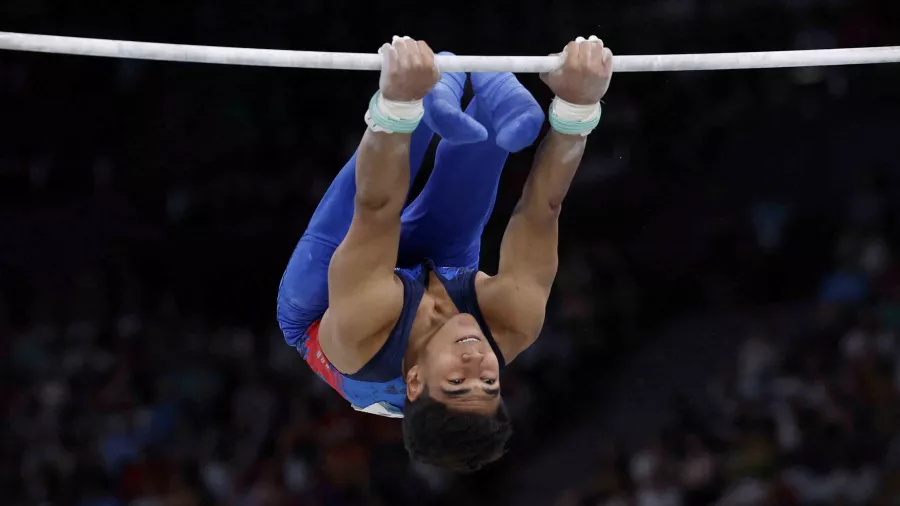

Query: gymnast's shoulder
[317,276,404,374]
[475,271,550,363]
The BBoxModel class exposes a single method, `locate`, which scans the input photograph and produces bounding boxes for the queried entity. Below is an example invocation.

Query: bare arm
[323,129,411,345]
[481,38,613,361]
[480,130,586,359]
[321,39,440,361]
[498,129,586,289]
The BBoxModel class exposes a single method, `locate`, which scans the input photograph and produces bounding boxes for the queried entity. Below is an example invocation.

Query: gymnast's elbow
[353,191,404,221]
[545,199,564,217]
[514,196,563,224]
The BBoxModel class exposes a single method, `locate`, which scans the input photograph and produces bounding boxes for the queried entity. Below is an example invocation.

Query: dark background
[3,0,900,505]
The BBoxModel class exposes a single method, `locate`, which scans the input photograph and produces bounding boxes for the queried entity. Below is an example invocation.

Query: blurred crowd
[3,0,900,505]
[560,165,900,505]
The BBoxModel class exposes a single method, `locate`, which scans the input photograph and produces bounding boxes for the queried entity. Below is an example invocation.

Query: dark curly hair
[402,387,512,473]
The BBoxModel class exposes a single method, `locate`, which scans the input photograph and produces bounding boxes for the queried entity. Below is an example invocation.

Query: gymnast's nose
[461,350,484,363]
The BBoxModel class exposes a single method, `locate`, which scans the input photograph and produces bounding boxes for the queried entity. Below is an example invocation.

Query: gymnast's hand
[541,36,613,104]
[379,36,441,102]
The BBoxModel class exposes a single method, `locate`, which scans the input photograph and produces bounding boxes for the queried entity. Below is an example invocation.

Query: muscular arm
[481,130,587,360]
[501,130,585,287]
[317,38,439,371]
[320,128,409,358]
[481,37,611,361]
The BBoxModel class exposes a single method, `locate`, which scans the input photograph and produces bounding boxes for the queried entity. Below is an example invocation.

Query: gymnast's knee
[276,237,333,346]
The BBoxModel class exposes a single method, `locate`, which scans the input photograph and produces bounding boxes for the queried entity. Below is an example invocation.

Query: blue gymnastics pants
[277,95,509,346]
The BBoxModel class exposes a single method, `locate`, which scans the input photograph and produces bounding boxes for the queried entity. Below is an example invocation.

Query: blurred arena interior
[3,0,900,505]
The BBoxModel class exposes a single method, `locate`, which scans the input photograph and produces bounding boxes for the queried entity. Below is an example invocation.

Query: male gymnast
[277,35,613,472]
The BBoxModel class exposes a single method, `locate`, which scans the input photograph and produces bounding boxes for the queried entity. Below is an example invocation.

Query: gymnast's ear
[406,365,424,401]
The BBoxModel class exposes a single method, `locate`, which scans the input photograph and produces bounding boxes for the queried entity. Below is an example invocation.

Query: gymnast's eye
[449,379,464,385]
[482,378,496,385]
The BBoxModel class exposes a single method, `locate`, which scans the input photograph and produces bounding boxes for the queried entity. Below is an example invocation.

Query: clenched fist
[541,36,613,105]
[379,36,441,102]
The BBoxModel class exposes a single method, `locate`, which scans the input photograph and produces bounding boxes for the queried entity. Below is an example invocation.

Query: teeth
[457,337,479,343]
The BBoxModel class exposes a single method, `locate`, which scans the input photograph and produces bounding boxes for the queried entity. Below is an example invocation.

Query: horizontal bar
[1,32,899,73]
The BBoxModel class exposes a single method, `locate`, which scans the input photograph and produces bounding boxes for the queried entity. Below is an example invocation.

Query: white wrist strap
[551,97,601,121]
[379,95,424,119]
[364,92,424,133]
[548,97,602,136]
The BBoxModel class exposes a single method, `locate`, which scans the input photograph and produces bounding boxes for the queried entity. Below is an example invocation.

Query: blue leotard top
[295,259,505,418]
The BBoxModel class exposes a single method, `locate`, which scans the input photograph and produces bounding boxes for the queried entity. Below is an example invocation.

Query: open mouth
[455,336,481,344]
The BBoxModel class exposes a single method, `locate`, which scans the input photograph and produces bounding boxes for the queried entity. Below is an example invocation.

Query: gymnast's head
[402,312,511,472]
